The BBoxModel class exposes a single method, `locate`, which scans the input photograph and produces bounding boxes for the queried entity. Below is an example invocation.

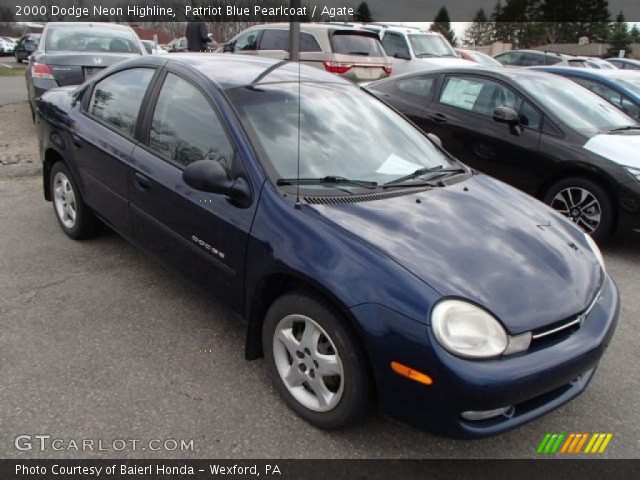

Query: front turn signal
[391,361,433,386]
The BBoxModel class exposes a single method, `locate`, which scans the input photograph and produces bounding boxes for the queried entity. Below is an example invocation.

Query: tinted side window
[520,53,544,66]
[258,30,321,52]
[234,31,259,52]
[149,73,234,170]
[382,33,410,58]
[439,76,541,129]
[89,68,154,137]
[572,77,622,104]
[300,33,322,52]
[395,76,435,100]
[260,29,288,51]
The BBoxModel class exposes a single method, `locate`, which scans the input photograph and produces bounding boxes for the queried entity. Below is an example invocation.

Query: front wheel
[263,291,374,429]
[543,177,614,242]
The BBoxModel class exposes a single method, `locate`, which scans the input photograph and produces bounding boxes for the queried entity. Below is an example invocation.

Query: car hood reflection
[309,174,602,333]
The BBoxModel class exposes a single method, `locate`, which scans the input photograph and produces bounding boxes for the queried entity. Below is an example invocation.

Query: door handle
[134,173,151,191]
[429,113,448,124]
[71,134,82,147]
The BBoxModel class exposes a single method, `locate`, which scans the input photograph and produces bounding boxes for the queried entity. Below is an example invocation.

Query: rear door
[129,67,257,313]
[369,73,440,130]
[423,74,544,192]
[70,67,157,237]
[329,30,389,82]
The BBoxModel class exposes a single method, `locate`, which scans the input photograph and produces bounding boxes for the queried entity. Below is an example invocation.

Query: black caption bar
[1,459,639,480]
[1,0,640,22]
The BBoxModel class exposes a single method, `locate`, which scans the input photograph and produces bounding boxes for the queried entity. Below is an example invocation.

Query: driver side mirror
[223,41,235,53]
[492,106,522,135]
[183,160,251,207]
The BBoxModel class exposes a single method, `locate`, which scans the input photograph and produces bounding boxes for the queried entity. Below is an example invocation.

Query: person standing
[186,16,211,52]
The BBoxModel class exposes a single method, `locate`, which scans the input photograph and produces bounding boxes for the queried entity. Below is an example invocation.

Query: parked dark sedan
[14,33,40,63]
[367,67,640,241]
[26,22,145,122]
[36,55,617,438]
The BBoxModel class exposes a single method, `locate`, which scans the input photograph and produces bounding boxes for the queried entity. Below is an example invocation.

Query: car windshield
[227,82,454,188]
[331,32,386,57]
[46,27,140,54]
[517,74,637,132]
[409,34,456,57]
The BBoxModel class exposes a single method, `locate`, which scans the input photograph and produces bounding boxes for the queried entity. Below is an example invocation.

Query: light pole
[289,0,300,62]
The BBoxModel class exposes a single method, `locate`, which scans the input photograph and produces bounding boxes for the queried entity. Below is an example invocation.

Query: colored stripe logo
[537,433,613,454]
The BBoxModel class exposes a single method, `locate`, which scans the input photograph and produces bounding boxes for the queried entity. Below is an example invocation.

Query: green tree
[607,11,632,57]
[464,8,492,46]
[574,0,611,42]
[353,1,373,22]
[430,6,456,45]
[630,24,640,42]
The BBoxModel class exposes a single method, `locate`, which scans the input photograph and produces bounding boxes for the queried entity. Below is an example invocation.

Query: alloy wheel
[53,172,77,229]
[550,187,601,234]
[272,314,344,412]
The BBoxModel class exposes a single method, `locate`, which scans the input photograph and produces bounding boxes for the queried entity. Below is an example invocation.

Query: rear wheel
[263,291,373,429]
[50,162,101,239]
[543,177,614,242]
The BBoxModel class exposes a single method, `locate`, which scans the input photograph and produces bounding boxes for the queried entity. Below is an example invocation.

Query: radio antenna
[290,2,302,209]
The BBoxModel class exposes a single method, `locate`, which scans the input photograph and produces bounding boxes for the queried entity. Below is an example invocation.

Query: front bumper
[351,274,619,438]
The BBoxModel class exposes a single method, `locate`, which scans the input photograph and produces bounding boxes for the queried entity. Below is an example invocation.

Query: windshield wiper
[276,176,378,189]
[348,51,370,56]
[609,125,640,132]
[415,53,438,58]
[383,165,466,187]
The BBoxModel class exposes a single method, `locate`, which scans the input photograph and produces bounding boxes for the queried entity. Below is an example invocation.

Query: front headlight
[584,233,605,272]
[432,300,508,359]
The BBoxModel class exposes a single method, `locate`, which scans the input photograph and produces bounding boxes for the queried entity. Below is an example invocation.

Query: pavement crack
[20,272,85,295]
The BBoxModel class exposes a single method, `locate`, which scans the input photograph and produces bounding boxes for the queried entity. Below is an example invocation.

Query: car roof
[158,54,352,90]
[373,65,554,82]
[44,22,134,30]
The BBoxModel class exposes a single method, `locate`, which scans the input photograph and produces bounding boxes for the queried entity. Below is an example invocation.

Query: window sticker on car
[440,78,483,111]
[376,153,423,175]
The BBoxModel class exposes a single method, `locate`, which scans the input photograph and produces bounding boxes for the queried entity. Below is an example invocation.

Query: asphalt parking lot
[0,97,639,459]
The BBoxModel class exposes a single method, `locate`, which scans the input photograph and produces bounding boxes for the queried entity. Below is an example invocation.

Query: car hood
[309,174,602,333]
[583,132,640,168]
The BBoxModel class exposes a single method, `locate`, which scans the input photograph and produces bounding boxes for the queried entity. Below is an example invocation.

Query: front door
[422,74,543,192]
[129,70,256,314]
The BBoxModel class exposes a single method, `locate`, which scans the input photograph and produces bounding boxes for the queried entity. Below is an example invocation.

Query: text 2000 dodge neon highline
[36,54,619,438]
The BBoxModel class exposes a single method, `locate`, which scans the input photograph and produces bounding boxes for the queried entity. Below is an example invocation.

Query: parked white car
[356,24,473,75]
[0,36,16,55]
[141,40,168,55]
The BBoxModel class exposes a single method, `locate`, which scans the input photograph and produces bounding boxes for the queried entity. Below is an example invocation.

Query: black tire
[543,176,614,242]
[50,162,101,240]
[15,54,21,64]
[262,290,374,430]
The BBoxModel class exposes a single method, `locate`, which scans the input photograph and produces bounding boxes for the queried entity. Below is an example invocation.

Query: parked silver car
[222,23,392,83]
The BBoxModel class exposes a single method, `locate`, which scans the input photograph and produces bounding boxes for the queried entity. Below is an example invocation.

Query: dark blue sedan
[531,66,640,120]
[36,54,619,438]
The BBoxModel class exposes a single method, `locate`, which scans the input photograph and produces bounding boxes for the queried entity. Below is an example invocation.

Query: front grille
[304,187,430,205]
[530,288,602,349]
